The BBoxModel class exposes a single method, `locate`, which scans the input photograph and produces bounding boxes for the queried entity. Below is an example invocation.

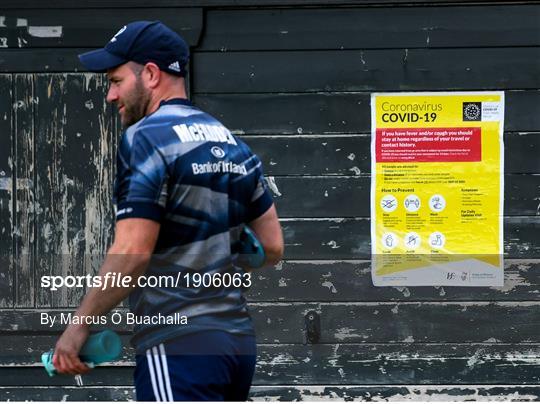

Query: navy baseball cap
[78,21,189,76]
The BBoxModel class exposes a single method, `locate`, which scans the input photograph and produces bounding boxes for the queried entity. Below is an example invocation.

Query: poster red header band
[375,127,482,163]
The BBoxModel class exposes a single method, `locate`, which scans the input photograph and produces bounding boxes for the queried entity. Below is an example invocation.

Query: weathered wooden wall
[0,1,539,401]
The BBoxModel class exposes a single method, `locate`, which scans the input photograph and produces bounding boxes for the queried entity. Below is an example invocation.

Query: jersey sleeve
[113,130,169,222]
[245,154,274,223]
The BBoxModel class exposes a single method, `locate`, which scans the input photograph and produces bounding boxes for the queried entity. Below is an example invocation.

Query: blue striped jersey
[112,98,273,352]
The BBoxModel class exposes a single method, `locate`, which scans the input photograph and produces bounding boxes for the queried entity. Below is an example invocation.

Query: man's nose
[106,87,117,103]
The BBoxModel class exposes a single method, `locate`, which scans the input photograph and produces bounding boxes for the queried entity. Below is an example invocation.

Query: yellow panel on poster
[370,92,504,286]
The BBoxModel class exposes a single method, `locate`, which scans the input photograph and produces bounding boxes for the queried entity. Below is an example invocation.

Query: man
[53,20,284,401]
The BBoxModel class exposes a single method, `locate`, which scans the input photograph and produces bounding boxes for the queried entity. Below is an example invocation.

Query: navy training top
[112,98,273,352]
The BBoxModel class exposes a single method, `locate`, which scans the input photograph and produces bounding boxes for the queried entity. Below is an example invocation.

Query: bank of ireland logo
[211,146,226,158]
[110,25,127,43]
[463,102,481,121]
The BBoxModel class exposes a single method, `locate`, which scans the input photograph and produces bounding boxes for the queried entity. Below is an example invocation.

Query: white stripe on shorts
[152,346,170,402]
[159,343,175,402]
[146,348,162,402]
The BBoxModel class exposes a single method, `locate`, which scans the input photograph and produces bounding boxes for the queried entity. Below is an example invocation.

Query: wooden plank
[251,303,540,344]
[0,334,135,365]
[0,344,538,386]
[13,74,35,308]
[3,48,539,86]
[0,51,88,75]
[255,344,540,385]
[0,0,532,7]
[280,218,370,259]
[269,176,369,218]
[0,387,133,401]
[0,9,202,48]
[1,302,539,343]
[278,217,539,260]
[1,385,540,402]
[200,5,540,50]
[250,385,540,401]
[11,205,528,266]
[20,213,526,262]
[245,133,540,176]
[192,48,540,93]
[0,366,130,387]
[194,91,540,134]
[244,135,370,176]
[508,91,540,133]
[505,175,540,216]
[0,50,192,84]
[0,75,13,308]
[505,217,540,258]
[1,385,539,402]
[265,174,539,217]
[5,211,538,281]
[505,133,540,174]
[246,260,540,302]
[194,93,370,135]
[33,74,116,307]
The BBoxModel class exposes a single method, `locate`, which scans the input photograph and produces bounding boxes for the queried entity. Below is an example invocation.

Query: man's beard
[120,77,151,127]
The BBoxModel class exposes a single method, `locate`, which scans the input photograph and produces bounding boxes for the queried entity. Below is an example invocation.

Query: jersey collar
[159,98,193,107]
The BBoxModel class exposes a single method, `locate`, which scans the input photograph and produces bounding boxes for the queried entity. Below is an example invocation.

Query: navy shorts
[134,330,257,401]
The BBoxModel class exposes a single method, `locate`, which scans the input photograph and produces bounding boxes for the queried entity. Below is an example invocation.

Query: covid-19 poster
[371,92,504,287]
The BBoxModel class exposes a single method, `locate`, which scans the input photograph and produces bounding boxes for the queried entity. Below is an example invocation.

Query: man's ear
[142,63,161,89]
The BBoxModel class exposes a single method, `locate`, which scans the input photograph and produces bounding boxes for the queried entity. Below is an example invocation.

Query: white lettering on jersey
[191,161,247,175]
[173,124,238,146]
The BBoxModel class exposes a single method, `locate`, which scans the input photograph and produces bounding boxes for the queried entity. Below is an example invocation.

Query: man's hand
[53,324,91,375]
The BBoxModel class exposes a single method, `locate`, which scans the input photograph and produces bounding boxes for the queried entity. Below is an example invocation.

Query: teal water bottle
[41,329,122,377]
[232,226,266,269]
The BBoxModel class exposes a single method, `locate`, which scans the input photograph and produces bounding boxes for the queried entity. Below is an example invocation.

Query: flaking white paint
[28,26,63,38]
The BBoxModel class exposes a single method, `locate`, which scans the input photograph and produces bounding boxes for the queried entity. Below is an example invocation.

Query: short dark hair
[128,62,145,76]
